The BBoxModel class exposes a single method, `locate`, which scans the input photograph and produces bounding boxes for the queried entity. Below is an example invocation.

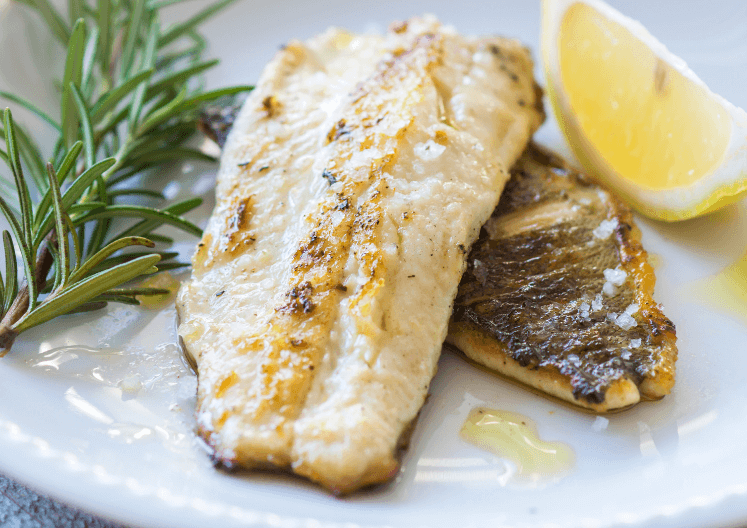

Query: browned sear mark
[220,195,255,255]
[327,119,350,143]
[262,95,279,117]
[278,281,315,314]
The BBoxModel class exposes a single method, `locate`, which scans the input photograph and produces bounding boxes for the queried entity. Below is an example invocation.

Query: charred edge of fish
[197,94,246,149]
[210,452,239,472]
[278,281,315,315]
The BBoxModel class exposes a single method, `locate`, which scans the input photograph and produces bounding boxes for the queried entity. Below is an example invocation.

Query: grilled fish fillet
[176,16,544,493]
[448,144,677,412]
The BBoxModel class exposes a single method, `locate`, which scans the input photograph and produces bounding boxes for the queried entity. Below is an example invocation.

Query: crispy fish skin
[176,17,544,493]
[448,144,677,412]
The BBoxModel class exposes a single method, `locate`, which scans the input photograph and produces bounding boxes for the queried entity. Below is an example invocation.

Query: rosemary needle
[0,0,253,355]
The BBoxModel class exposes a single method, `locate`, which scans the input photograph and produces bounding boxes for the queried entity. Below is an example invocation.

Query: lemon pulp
[558,3,731,190]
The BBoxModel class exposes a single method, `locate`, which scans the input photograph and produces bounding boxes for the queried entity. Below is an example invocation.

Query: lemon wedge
[542,0,747,221]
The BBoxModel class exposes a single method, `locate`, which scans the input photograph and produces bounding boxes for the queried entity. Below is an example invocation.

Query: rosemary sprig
[0,0,252,354]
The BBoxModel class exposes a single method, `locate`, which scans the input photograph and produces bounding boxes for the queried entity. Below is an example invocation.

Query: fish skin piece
[176,16,544,493]
[448,144,677,412]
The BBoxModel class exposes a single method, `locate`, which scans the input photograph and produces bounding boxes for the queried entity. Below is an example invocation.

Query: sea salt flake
[602,281,617,297]
[629,339,642,349]
[614,312,637,330]
[592,416,609,432]
[119,374,143,394]
[603,267,627,286]
[592,218,618,239]
[591,294,603,311]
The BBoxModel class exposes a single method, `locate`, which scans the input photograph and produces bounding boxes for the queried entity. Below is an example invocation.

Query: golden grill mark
[219,195,255,254]
[216,372,239,399]
[348,184,387,335]
[262,95,279,117]
[278,281,315,314]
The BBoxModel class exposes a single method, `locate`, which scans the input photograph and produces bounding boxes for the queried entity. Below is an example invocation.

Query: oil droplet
[460,408,575,481]
[138,271,180,309]
[688,251,747,325]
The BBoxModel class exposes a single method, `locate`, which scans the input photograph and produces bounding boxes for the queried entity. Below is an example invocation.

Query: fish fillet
[448,144,677,412]
[176,16,544,493]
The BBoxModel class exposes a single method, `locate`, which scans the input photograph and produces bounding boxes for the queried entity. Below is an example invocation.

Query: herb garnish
[0,0,252,354]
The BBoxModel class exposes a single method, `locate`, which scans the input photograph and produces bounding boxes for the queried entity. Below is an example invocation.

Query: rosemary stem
[0,240,55,356]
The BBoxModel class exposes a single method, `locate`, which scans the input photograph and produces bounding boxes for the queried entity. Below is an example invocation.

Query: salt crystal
[615,312,637,330]
[624,303,639,316]
[603,267,627,286]
[414,139,446,161]
[592,218,618,239]
[630,339,641,348]
[592,416,609,432]
[120,374,143,394]
[591,294,603,311]
[602,281,617,297]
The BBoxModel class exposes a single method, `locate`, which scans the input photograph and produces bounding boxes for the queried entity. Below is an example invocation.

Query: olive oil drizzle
[460,408,575,481]
[689,251,747,325]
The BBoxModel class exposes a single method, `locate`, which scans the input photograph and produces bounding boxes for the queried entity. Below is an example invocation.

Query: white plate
[1,1,747,527]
